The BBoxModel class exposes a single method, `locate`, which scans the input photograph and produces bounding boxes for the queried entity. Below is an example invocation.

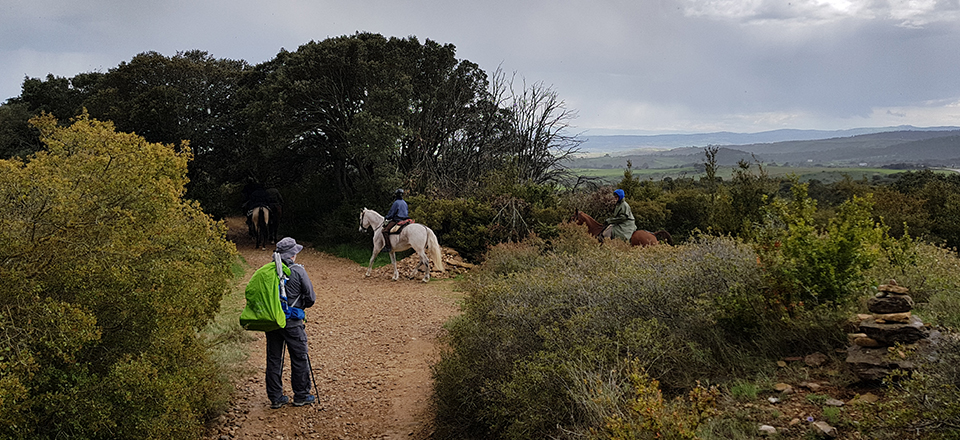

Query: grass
[569,165,931,185]
[201,257,258,386]
[730,381,761,401]
[319,242,414,267]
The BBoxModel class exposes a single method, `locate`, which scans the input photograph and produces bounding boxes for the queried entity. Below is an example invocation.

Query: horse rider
[243,183,271,237]
[605,189,637,242]
[382,189,409,253]
[265,187,284,242]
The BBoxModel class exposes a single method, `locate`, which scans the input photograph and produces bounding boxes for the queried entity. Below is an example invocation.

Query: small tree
[0,114,236,440]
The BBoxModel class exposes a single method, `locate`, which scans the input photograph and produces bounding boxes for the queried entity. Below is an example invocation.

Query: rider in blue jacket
[382,189,409,252]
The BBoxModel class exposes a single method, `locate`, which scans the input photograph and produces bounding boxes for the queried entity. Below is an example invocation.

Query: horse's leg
[416,245,431,283]
[390,248,400,281]
[366,233,384,277]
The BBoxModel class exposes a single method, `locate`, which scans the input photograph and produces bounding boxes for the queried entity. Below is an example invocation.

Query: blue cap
[614,189,625,200]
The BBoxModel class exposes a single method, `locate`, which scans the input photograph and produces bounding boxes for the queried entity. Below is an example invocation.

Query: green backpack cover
[240,260,291,332]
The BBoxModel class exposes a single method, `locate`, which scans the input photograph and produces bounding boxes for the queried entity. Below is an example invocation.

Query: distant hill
[568,128,960,169]
[578,126,960,154]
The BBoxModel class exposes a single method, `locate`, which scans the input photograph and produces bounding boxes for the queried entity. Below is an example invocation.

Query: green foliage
[754,182,889,308]
[729,381,760,401]
[598,365,720,440]
[409,195,496,261]
[862,336,960,439]
[433,230,840,439]
[866,237,960,329]
[662,188,711,241]
[0,114,237,439]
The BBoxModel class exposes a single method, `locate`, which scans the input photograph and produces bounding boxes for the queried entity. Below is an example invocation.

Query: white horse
[359,208,445,282]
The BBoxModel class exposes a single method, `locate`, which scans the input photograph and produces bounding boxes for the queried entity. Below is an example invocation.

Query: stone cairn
[845,280,931,381]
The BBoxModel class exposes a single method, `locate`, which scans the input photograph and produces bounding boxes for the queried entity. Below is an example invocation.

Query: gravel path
[207,224,462,440]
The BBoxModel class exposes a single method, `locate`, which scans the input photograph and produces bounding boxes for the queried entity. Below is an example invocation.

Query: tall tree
[498,69,582,185]
[83,51,250,215]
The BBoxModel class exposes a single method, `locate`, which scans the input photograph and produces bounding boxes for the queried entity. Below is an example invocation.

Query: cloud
[2,0,960,133]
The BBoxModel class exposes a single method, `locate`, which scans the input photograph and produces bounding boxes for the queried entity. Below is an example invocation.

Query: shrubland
[431,176,960,439]
[0,114,237,439]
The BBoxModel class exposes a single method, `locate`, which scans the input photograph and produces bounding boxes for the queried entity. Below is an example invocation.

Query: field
[570,165,943,184]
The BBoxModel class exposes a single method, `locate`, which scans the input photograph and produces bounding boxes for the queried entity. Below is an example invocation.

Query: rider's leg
[382,222,397,252]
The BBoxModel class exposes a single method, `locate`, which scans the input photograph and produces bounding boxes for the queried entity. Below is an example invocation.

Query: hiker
[382,188,409,253]
[266,237,318,409]
[605,189,637,242]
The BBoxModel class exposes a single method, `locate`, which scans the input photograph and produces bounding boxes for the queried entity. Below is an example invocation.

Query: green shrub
[866,236,960,329]
[433,231,798,439]
[0,114,236,440]
[754,183,889,309]
[409,195,495,261]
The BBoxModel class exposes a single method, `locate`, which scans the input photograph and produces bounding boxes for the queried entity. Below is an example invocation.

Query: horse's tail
[258,207,270,230]
[426,228,445,272]
[654,230,673,245]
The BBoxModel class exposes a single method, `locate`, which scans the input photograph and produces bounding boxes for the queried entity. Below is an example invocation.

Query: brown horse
[569,209,672,247]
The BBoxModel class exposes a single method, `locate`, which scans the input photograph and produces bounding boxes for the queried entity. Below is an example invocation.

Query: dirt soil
[206,218,463,440]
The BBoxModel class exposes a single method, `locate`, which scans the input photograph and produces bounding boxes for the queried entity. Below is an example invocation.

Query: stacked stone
[845,280,930,381]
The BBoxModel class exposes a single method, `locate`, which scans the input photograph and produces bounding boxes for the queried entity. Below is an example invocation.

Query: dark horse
[570,209,672,247]
[250,206,272,250]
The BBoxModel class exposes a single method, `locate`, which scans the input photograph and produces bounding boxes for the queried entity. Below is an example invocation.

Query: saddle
[387,219,415,234]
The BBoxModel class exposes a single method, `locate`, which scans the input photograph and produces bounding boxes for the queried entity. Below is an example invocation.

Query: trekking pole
[306,347,321,412]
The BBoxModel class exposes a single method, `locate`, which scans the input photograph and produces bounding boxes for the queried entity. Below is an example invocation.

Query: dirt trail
[207,221,462,440]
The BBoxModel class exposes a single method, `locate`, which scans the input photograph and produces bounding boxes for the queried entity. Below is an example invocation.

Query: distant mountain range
[568,126,960,169]
[578,126,960,153]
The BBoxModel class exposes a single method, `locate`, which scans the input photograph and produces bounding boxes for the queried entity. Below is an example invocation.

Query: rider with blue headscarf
[382,189,409,252]
[605,188,636,241]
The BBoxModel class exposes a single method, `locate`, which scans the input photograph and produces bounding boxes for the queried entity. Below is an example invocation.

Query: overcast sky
[3,0,959,135]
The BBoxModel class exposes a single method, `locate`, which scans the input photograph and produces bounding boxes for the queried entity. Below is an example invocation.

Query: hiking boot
[270,395,289,409]
[293,394,316,407]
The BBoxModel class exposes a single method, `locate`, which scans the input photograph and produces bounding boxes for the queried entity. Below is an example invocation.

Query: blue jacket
[386,199,409,221]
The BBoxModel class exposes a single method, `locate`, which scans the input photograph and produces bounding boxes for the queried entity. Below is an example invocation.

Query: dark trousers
[382,221,397,251]
[265,323,311,402]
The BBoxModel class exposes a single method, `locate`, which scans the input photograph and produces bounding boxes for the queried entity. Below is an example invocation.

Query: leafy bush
[432,228,840,439]
[754,183,888,308]
[0,114,236,440]
[408,195,496,261]
[598,366,719,440]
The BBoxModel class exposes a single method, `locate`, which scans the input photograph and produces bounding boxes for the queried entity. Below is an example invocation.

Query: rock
[776,360,787,367]
[759,424,777,435]
[867,295,914,314]
[774,383,794,393]
[878,281,910,295]
[873,312,912,324]
[799,381,822,391]
[804,352,829,367]
[846,345,916,381]
[848,392,879,405]
[859,316,929,345]
[853,336,881,347]
[812,420,838,437]
[824,398,845,407]
[847,332,868,342]
[789,418,801,426]
[768,397,780,404]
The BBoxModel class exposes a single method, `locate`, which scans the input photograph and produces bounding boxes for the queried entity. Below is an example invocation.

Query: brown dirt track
[206,218,463,440]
